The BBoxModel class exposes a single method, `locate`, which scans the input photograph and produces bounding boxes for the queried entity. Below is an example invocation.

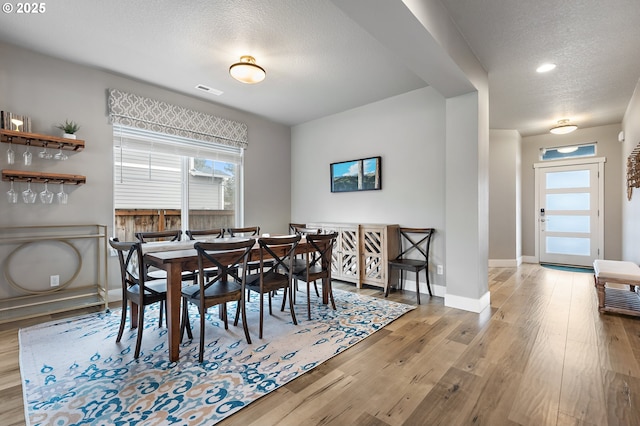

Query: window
[540,143,596,161]
[113,126,243,241]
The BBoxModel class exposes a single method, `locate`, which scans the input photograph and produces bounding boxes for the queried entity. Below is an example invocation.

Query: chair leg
[288,284,298,325]
[180,298,193,341]
[415,269,421,305]
[199,307,206,363]
[240,298,251,344]
[116,297,127,343]
[158,300,164,327]
[425,267,433,297]
[134,304,144,359]
[328,280,336,310]
[259,292,264,339]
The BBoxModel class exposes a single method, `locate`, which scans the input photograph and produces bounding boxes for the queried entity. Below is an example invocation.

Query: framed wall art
[330,156,381,193]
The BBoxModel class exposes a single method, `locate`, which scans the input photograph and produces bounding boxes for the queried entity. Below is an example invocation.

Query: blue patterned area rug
[19,288,414,425]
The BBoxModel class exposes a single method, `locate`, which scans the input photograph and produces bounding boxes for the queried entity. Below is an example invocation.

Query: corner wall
[622,79,640,263]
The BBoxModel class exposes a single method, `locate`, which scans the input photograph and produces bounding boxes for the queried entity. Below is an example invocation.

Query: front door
[536,161,603,267]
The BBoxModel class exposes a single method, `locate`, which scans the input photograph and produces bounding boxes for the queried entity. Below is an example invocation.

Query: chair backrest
[289,222,306,233]
[135,230,182,243]
[186,228,225,240]
[109,237,144,290]
[292,225,322,236]
[193,238,255,296]
[395,228,435,262]
[228,226,260,237]
[305,232,338,272]
[257,234,301,278]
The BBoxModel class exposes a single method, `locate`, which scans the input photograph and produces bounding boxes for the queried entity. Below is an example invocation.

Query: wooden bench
[593,259,640,317]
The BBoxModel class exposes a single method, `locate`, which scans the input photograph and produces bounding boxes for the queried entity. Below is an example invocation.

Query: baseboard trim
[521,255,538,264]
[444,290,491,313]
[488,258,522,267]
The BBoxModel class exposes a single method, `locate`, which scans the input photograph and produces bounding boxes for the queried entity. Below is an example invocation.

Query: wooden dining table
[143,237,327,362]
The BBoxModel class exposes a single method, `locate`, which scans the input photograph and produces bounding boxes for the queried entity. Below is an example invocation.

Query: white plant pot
[63,133,77,139]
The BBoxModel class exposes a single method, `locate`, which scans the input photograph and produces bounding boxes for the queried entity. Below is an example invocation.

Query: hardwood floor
[1,264,639,425]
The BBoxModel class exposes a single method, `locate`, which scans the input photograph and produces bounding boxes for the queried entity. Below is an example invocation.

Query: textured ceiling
[0,0,639,136]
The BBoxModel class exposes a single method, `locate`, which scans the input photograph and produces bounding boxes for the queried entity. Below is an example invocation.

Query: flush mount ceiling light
[536,63,556,73]
[229,55,266,84]
[550,119,578,135]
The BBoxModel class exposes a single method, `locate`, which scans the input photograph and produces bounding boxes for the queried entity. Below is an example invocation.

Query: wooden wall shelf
[0,129,84,151]
[2,169,86,185]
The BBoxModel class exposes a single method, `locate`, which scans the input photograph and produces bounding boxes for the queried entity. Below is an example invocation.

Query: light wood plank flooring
[1,264,639,425]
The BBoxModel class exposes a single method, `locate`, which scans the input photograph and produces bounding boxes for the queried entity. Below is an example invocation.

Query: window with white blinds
[113,125,243,238]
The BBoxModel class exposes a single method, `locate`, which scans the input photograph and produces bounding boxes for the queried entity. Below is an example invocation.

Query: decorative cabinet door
[309,223,360,284]
[360,224,399,288]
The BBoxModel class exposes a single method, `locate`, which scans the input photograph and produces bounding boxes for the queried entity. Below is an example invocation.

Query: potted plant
[56,120,80,139]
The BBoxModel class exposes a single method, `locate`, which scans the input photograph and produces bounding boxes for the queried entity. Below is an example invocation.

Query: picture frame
[330,156,381,192]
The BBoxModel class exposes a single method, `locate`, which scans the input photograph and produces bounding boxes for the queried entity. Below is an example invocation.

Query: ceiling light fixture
[550,119,578,135]
[536,63,556,73]
[229,55,266,84]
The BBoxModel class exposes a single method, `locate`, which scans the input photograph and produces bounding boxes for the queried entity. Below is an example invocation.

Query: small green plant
[56,120,80,134]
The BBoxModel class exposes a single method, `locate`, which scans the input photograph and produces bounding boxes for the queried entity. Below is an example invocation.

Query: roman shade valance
[107,89,248,149]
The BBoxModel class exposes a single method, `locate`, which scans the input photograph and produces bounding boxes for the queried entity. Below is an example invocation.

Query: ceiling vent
[195,84,223,96]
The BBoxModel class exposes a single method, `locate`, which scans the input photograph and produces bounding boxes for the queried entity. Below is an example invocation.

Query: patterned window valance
[107,89,248,149]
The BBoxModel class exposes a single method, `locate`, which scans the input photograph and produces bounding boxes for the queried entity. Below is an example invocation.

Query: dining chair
[134,229,182,243]
[385,227,435,304]
[185,228,225,240]
[180,238,255,362]
[290,225,323,298]
[228,226,270,275]
[135,229,194,281]
[243,235,301,338]
[289,222,306,234]
[292,232,338,319]
[109,237,168,359]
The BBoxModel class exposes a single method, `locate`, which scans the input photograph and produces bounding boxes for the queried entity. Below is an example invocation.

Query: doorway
[534,158,604,267]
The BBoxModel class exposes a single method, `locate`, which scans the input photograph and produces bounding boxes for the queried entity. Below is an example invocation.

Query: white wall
[0,41,291,296]
[622,79,640,263]
[489,129,522,265]
[521,124,623,261]
[291,87,446,289]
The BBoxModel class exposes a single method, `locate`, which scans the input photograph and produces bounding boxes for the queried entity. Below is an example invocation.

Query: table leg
[166,263,182,362]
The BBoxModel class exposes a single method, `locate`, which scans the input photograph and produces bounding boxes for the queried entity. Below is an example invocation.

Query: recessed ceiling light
[536,63,556,73]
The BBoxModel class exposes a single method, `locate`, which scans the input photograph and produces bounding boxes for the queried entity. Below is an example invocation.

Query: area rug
[19,288,414,425]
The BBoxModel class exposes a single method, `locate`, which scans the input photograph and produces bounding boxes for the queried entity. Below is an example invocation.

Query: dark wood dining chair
[134,229,182,243]
[243,235,301,338]
[385,227,435,304]
[289,222,306,233]
[181,238,255,362]
[109,237,168,359]
[185,228,225,240]
[227,226,260,237]
[135,229,194,281]
[185,228,227,282]
[290,225,323,298]
[292,232,338,319]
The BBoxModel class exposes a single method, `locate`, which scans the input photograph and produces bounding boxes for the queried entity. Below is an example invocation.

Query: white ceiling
[0,0,639,136]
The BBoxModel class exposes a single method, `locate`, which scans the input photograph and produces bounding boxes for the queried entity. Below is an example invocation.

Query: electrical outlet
[437,265,444,275]
[50,275,60,287]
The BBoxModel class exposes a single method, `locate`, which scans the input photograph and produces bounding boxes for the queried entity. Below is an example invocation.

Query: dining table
[142,236,327,362]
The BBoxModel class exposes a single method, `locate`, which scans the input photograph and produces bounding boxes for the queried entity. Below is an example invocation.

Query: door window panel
[546,237,590,256]
[546,215,590,233]
[546,193,590,211]
[546,170,590,189]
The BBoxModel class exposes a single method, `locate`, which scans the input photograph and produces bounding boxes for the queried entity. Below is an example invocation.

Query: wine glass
[6,142,15,165]
[57,182,68,204]
[23,143,32,166]
[54,144,68,161]
[22,180,36,204]
[38,142,53,160]
[39,181,54,204]
[6,180,17,204]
